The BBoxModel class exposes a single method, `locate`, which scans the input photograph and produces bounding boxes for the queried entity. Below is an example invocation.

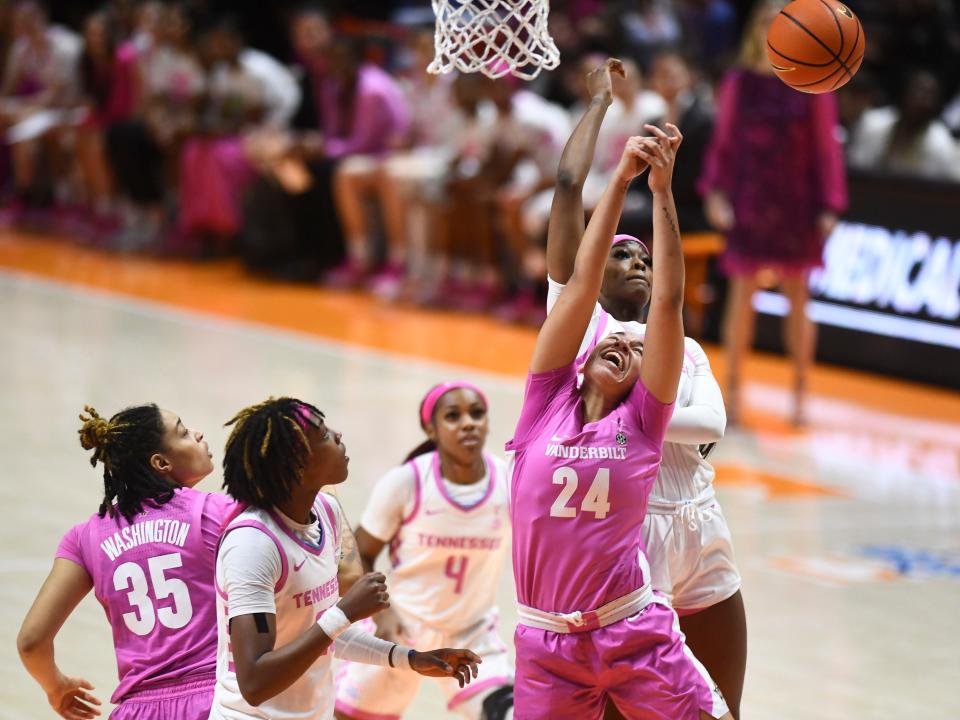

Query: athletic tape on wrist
[317,606,351,640]
[394,645,414,670]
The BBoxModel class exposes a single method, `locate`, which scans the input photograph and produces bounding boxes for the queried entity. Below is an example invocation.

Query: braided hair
[223,397,324,508]
[78,404,177,523]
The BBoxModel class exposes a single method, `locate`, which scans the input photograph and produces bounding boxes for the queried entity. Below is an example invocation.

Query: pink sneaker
[452,279,499,313]
[369,261,406,300]
[323,260,369,289]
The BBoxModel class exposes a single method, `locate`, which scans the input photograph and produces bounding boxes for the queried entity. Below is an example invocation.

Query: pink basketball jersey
[506,364,673,614]
[56,487,235,703]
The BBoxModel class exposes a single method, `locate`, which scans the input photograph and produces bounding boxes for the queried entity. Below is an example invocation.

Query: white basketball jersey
[387,452,510,633]
[612,319,718,503]
[211,493,342,720]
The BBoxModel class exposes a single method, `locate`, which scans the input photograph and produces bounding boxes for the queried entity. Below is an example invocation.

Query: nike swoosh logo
[294,557,306,571]
[425,508,446,516]
[550,435,565,442]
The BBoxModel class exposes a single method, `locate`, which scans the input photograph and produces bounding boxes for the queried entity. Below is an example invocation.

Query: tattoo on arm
[253,613,269,634]
[662,204,681,243]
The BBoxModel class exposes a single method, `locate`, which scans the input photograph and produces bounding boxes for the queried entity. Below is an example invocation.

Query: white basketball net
[427,0,561,81]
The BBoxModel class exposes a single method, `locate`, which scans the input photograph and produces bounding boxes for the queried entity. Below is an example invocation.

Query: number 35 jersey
[505,363,674,616]
[55,487,235,703]
[360,451,510,634]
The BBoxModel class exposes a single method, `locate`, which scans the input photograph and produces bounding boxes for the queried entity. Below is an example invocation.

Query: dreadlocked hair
[223,397,324,509]
[79,404,177,523]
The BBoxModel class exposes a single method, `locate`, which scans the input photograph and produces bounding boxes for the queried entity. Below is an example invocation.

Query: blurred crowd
[1,0,959,329]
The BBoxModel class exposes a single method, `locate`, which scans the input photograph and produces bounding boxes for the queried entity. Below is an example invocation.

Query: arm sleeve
[506,365,578,452]
[810,92,848,213]
[663,341,726,445]
[697,70,739,198]
[332,624,411,667]
[546,276,604,360]
[219,528,283,619]
[359,466,415,543]
[55,524,86,570]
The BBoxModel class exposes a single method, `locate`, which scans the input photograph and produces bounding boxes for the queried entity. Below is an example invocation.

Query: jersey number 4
[550,467,611,519]
[112,552,194,636]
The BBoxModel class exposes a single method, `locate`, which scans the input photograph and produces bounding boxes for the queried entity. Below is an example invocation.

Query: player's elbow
[703,407,726,440]
[16,625,48,660]
[237,677,268,707]
[555,168,583,194]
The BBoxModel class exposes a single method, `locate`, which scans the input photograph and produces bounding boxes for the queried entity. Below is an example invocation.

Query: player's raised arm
[639,123,685,404]
[531,136,657,374]
[546,58,626,284]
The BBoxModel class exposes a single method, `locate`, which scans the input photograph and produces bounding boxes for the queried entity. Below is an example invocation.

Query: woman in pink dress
[699,0,848,426]
[17,404,233,719]
[75,10,139,233]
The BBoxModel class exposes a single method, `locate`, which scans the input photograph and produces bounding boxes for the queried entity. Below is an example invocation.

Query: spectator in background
[848,68,960,181]
[676,0,739,76]
[74,9,139,235]
[0,0,81,223]
[699,0,847,427]
[644,47,713,232]
[332,26,454,296]
[288,4,332,130]
[835,68,883,149]
[320,35,410,285]
[177,17,298,254]
[107,1,204,250]
[618,0,681,66]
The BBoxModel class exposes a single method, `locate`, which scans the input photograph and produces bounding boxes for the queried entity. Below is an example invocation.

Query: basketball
[766,0,865,93]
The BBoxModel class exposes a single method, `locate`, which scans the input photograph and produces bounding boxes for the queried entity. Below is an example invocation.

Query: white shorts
[642,493,742,612]
[335,611,513,720]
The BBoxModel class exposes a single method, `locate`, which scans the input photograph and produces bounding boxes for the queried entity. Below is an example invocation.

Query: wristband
[393,645,414,670]
[316,606,351,640]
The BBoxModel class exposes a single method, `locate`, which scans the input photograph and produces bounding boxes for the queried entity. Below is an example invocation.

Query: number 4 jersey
[506,363,674,615]
[360,451,510,634]
[55,487,235,703]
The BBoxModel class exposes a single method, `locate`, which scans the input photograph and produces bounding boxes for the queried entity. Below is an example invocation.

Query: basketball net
[428,0,561,80]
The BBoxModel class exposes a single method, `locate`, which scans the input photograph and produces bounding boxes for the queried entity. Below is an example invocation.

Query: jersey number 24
[550,467,611,519]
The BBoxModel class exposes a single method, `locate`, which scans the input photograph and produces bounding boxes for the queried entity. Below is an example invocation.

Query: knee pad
[480,685,514,720]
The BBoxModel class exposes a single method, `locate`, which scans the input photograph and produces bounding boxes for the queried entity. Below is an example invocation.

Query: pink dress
[699,68,848,276]
[56,488,234,716]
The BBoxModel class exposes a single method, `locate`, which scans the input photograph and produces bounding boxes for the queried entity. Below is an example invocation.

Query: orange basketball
[766,0,865,94]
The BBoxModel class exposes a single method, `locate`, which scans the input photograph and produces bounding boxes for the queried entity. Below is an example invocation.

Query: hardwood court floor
[1,233,958,719]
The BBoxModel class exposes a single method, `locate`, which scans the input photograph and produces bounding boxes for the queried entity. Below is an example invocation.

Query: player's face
[600,241,652,309]
[301,413,349,488]
[582,332,644,398]
[156,409,214,488]
[427,389,489,465]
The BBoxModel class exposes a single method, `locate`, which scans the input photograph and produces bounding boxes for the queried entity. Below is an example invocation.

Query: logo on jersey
[616,432,627,446]
[294,556,307,571]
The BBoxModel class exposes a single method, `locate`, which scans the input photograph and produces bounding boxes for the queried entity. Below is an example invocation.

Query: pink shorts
[111,676,214,720]
[514,601,728,720]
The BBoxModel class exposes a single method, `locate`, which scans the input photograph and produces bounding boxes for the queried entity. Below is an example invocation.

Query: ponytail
[79,404,176,522]
[403,439,436,464]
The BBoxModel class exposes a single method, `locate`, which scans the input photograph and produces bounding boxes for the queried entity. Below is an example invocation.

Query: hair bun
[78,405,113,451]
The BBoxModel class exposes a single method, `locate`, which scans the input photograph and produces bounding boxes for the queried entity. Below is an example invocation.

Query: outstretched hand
[586,58,625,105]
[410,648,482,688]
[47,675,101,720]
[640,123,683,194]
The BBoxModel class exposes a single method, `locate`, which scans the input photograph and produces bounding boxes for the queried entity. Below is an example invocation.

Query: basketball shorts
[643,493,741,612]
[514,599,728,719]
[110,675,214,720]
